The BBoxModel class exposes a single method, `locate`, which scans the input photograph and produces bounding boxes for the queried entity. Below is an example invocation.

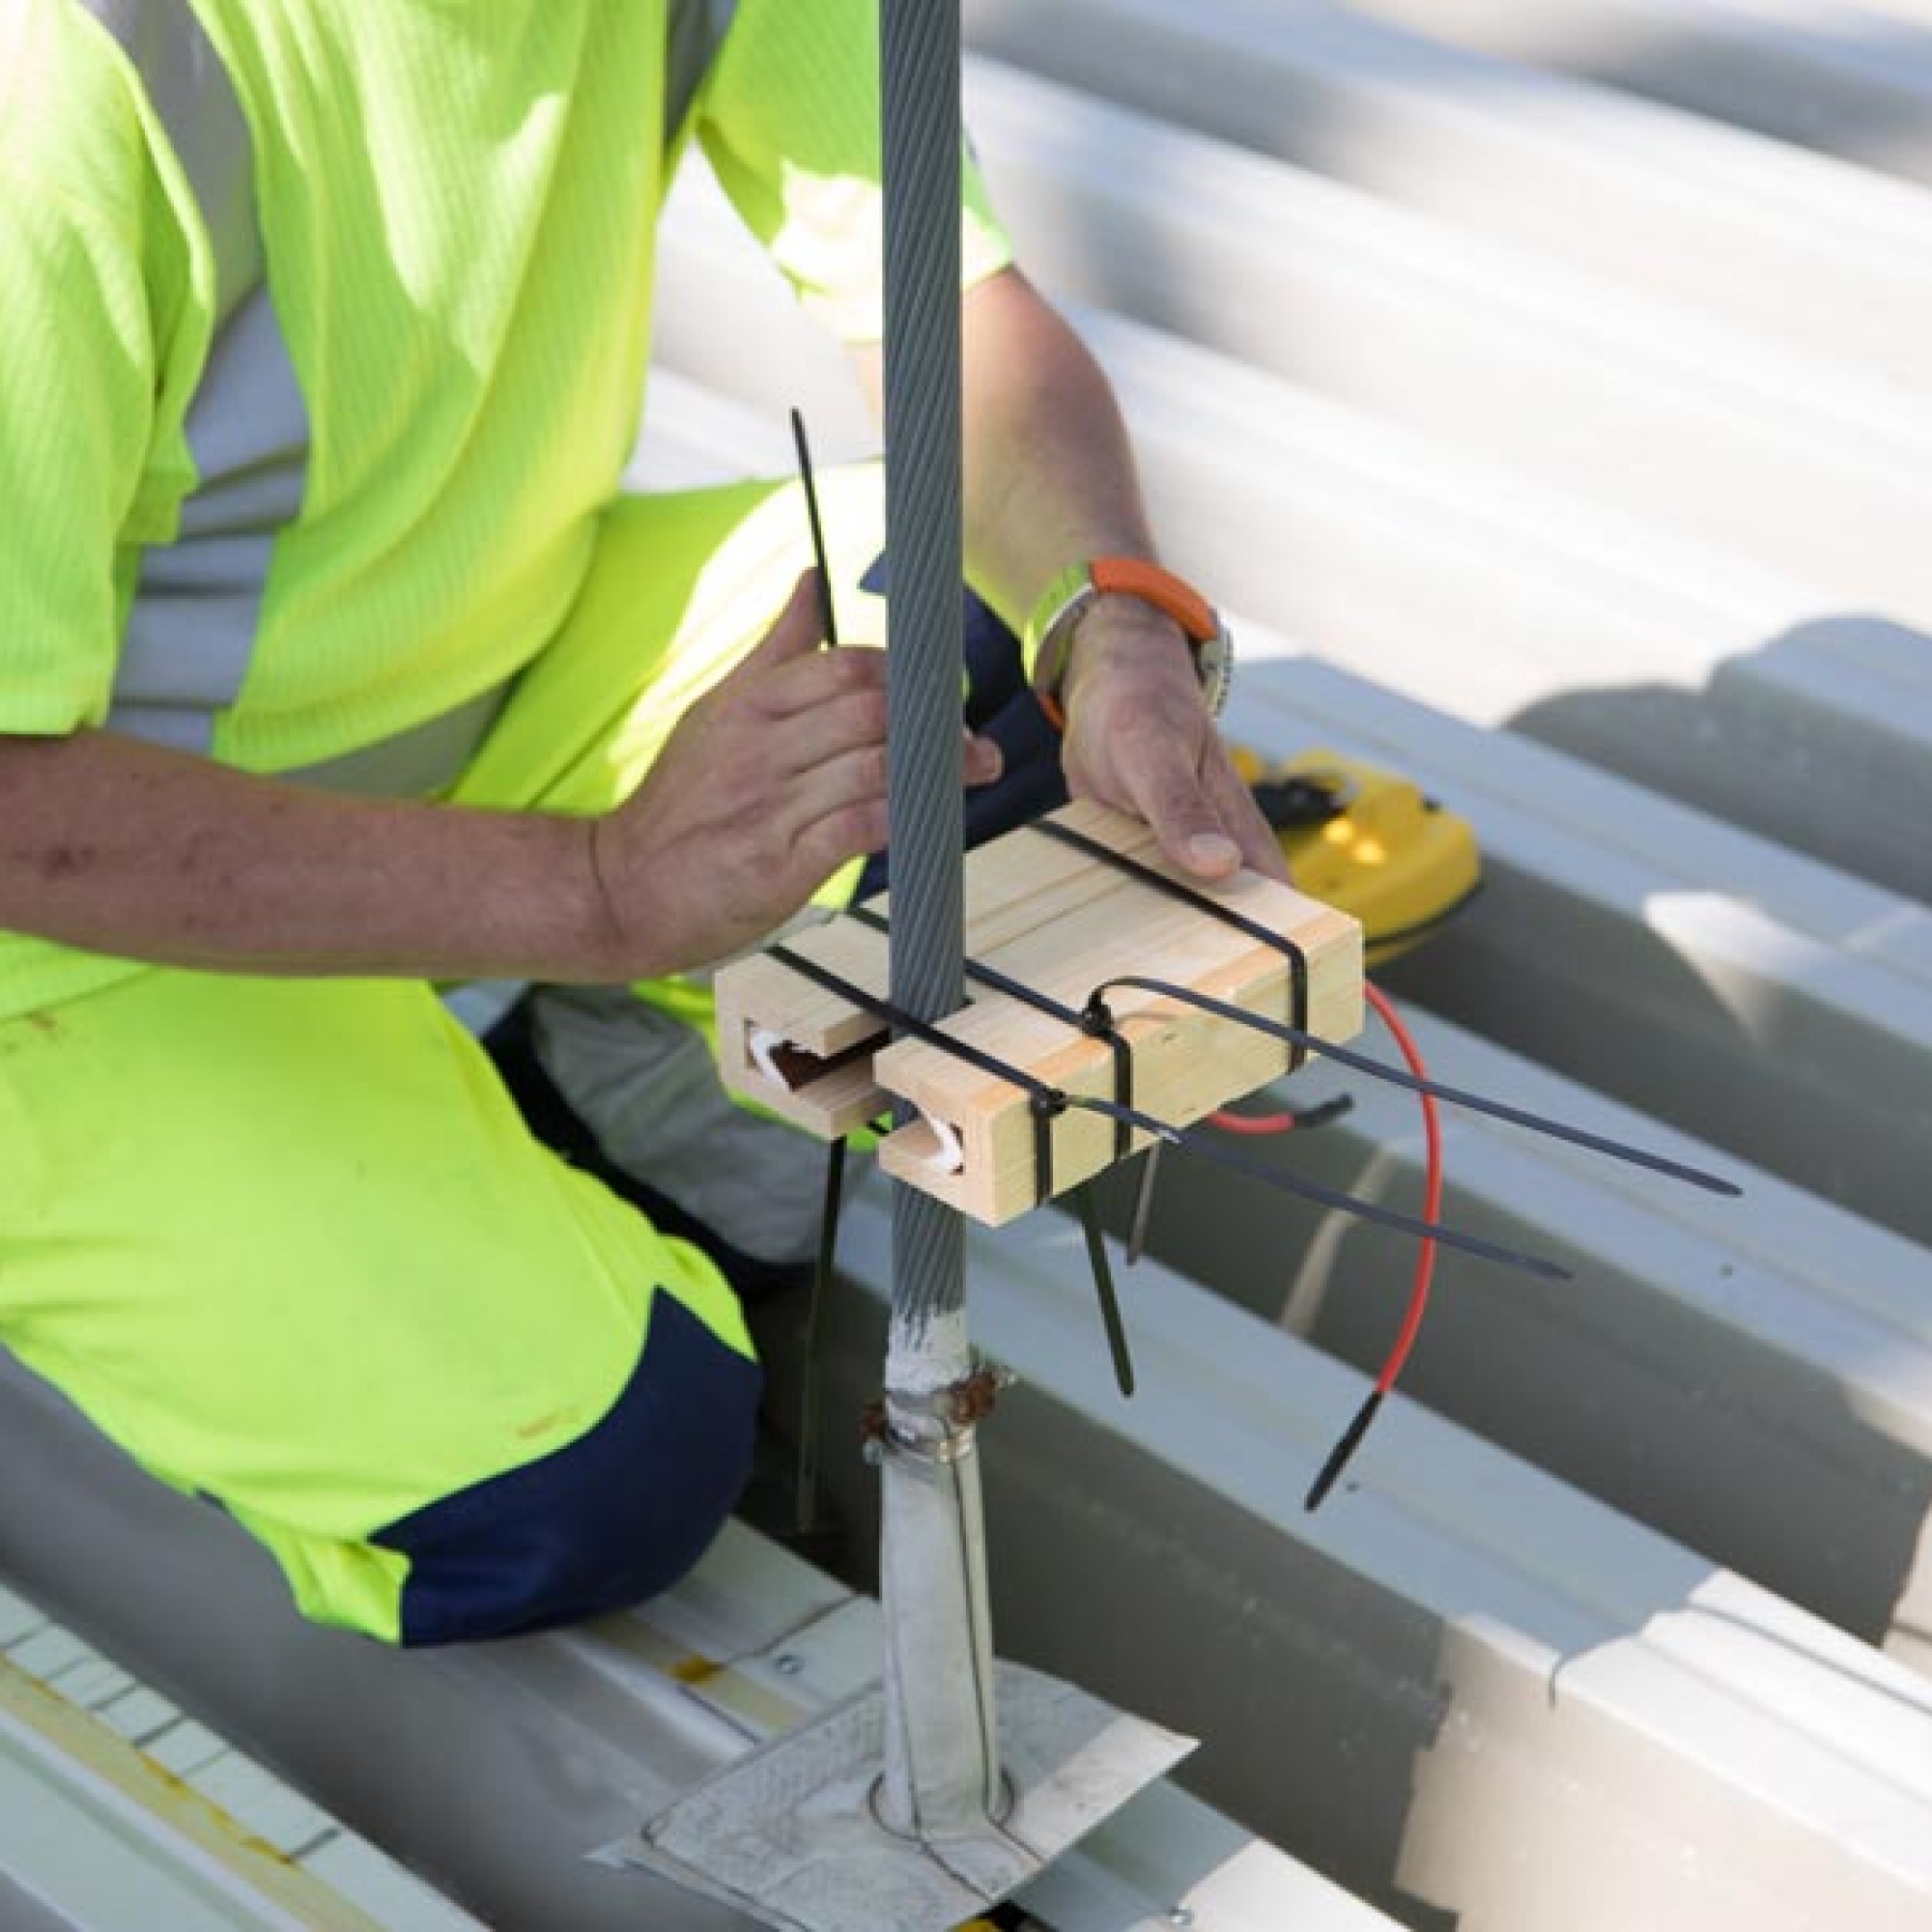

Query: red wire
[1208,985,1441,1399]
[1363,981,1441,1396]
[1207,1106,1298,1135]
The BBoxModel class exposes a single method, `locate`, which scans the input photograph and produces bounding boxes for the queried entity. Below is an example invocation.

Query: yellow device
[1231,746,1483,967]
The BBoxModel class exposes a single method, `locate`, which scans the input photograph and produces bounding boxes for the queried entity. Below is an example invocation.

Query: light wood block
[715,800,1362,1224]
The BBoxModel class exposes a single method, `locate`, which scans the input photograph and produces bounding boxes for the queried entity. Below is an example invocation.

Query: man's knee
[372,1293,762,1644]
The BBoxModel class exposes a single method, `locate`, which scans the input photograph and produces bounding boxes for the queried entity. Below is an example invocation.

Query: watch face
[1197,620,1234,717]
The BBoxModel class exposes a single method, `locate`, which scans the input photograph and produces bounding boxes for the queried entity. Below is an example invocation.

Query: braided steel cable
[881,0,968,1349]
[874,3,1007,1846]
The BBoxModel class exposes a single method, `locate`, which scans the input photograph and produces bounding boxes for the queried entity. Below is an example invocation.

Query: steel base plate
[609,1661,1193,1932]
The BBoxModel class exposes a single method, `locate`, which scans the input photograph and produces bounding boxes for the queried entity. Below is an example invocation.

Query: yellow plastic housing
[1232,746,1484,967]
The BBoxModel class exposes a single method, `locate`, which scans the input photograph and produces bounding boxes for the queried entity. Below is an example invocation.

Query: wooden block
[878,866,1359,1224]
[714,915,895,1137]
[713,801,1363,1223]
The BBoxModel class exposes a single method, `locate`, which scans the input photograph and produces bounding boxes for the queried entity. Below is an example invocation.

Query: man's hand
[590,572,1003,977]
[1057,596,1288,885]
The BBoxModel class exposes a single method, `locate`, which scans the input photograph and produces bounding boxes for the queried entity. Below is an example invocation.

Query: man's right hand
[587,572,1001,980]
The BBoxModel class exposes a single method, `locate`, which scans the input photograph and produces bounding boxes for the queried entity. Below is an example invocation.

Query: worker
[0,0,1281,1644]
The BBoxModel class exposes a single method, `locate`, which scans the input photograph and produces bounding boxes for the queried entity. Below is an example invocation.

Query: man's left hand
[1057,598,1289,885]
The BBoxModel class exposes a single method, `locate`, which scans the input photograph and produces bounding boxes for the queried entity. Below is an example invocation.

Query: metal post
[875,0,1005,1838]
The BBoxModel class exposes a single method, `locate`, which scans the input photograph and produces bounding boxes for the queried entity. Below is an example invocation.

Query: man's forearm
[959,270,1164,632]
[857,266,1166,633]
[0,575,907,986]
[851,266,1287,881]
[0,729,615,983]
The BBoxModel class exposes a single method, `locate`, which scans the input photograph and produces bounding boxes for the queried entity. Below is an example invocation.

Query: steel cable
[881,0,968,1342]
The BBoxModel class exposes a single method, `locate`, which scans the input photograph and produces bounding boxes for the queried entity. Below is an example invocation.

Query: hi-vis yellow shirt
[0,0,1011,1016]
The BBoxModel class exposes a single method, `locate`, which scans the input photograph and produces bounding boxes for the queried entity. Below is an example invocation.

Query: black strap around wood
[1027,817,1311,1073]
[846,902,1134,1170]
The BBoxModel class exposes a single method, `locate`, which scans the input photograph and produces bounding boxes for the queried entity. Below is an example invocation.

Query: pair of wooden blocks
[715,800,1363,1226]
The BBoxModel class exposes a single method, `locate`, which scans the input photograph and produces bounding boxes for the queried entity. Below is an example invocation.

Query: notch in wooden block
[714,800,1363,1225]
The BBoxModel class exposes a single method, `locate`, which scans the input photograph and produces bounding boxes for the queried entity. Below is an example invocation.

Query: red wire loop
[1209,986,1440,1402]
[1362,981,1441,1397]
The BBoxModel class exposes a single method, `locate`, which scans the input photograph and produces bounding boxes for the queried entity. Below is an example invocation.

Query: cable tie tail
[1073,1092,1570,1281]
[789,407,840,647]
[1091,973,1741,1198]
[1305,1389,1384,1513]
[1074,1181,1135,1398]
[796,1136,849,1540]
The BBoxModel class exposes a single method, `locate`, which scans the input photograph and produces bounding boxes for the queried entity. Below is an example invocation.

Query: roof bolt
[773,1653,803,1676]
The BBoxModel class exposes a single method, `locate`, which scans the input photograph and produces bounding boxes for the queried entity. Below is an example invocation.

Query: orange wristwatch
[1022,557,1233,730]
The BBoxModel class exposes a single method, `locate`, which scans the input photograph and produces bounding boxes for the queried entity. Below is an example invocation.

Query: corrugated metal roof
[655,3,1932,1920]
[0,1581,482,1931]
[4,6,1930,1927]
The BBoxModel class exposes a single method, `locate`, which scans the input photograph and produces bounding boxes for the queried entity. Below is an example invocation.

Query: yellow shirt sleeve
[694,0,1014,344]
[0,3,201,737]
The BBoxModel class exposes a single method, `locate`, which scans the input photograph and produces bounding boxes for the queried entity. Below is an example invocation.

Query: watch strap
[1024,557,1227,729]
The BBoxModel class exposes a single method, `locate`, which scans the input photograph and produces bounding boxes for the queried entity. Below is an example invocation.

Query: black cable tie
[767,943,1052,1101]
[1029,1089,1068,1207]
[1074,1181,1135,1397]
[1065,1090,1571,1282]
[795,1136,847,1539]
[789,407,840,649]
[847,904,1135,1166]
[1070,996,1133,1163]
[762,946,1562,1274]
[1090,973,1741,1200]
[1031,818,1309,1070]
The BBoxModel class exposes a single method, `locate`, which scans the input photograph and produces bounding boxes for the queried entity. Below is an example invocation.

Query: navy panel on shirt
[373,1291,762,1645]
[850,568,1068,902]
